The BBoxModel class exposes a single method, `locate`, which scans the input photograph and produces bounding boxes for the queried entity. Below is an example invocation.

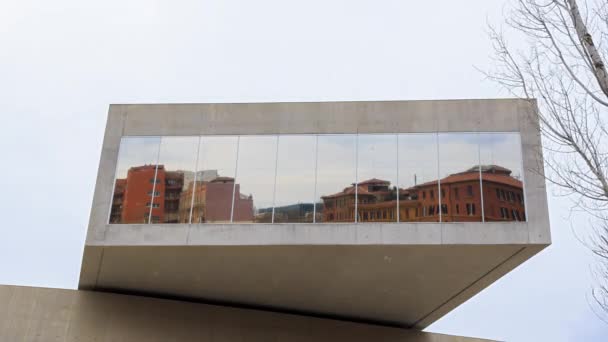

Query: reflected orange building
[110,179,126,223]
[111,165,157,224]
[321,165,525,223]
[112,165,254,224]
[110,165,184,224]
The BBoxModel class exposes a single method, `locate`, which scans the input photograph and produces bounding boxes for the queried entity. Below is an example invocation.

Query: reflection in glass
[110,137,161,224]
[438,133,482,222]
[397,134,440,222]
[188,136,240,223]
[109,132,527,225]
[479,133,526,221]
[149,137,199,224]
[233,135,278,223]
[357,134,398,222]
[316,135,357,223]
[273,135,316,223]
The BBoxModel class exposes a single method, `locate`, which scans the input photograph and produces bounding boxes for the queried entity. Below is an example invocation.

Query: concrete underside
[0,285,496,342]
[81,244,544,329]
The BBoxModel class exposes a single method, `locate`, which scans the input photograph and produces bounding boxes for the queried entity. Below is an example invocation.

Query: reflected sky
[115,137,160,178]
[198,136,239,178]
[315,134,357,197]
[274,135,316,207]
[438,133,480,177]
[358,134,397,185]
[156,136,199,172]
[398,133,438,188]
[479,133,523,180]
[235,135,278,212]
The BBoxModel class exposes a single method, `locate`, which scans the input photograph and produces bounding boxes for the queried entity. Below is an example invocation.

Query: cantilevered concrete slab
[80,99,551,329]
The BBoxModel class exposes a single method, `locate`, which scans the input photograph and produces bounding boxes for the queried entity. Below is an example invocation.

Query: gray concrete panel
[0,285,496,342]
[90,245,526,328]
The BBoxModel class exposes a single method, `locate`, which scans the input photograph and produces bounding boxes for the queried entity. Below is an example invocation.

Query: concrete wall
[0,285,497,342]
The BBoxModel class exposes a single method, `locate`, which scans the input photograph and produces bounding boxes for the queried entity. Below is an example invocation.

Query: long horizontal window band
[108,133,527,225]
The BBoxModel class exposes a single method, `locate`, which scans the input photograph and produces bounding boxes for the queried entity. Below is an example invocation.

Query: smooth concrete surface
[80,99,551,329]
[0,285,498,342]
[82,244,543,329]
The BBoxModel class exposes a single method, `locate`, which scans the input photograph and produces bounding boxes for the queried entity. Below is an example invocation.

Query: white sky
[1,0,607,341]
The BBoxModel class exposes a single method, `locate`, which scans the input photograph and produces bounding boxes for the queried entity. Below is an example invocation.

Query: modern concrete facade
[0,100,550,341]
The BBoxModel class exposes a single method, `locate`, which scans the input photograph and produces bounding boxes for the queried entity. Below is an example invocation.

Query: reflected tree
[484,0,608,321]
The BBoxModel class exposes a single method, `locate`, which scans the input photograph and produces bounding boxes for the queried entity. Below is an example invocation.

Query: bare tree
[483,0,608,321]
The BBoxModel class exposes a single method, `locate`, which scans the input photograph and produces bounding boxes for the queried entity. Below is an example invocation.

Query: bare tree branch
[485,0,608,321]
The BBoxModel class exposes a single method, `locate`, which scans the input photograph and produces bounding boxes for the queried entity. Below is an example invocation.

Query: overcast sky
[1,1,607,341]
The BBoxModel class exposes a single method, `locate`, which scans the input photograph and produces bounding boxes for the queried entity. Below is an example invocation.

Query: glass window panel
[150,136,199,224]
[191,136,239,223]
[479,133,526,222]
[316,134,357,223]
[109,137,161,224]
[397,134,439,222]
[357,134,398,222]
[233,135,278,223]
[438,133,482,222]
[274,135,316,223]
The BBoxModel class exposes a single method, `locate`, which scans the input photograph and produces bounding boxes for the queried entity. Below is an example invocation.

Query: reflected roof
[413,165,523,189]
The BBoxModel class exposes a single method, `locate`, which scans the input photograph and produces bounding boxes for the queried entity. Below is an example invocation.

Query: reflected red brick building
[111,165,253,224]
[110,165,184,224]
[110,165,157,224]
[321,165,525,222]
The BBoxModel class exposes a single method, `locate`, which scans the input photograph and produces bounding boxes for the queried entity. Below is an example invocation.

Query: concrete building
[0,99,551,341]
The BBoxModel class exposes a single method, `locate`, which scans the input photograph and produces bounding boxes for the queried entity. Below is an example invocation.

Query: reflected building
[322,179,397,222]
[112,166,253,224]
[111,165,184,224]
[257,203,316,223]
[182,170,219,189]
[163,170,184,223]
[321,165,524,223]
[479,165,525,221]
[409,165,524,222]
[179,176,254,223]
[111,165,158,224]
[357,179,398,222]
[413,164,525,222]
[109,178,126,223]
[320,185,356,222]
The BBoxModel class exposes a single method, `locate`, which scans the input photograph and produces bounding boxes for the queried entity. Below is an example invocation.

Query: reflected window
[110,137,161,224]
[479,133,526,222]
[274,135,316,223]
[316,135,356,223]
[151,136,199,224]
[191,136,239,223]
[438,133,482,222]
[357,134,397,222]
[233,135,278,223]
[398,134,439,222]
